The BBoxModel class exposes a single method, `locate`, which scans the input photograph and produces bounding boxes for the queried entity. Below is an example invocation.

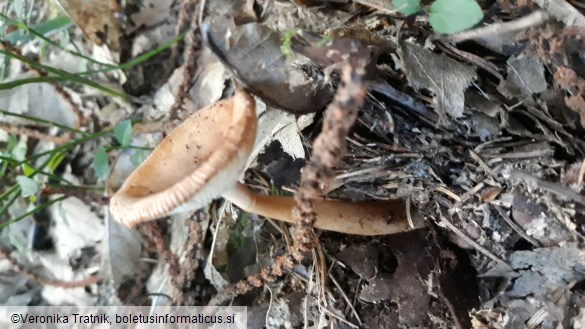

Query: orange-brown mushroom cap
[109,89,257,227]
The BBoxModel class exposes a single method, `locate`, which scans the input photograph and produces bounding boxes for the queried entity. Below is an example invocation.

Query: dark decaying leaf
[398,41,476,120]
[255,141,305,189]
[365,230,438,326]
[356,230,479,328]
[201,18,334,114]
[482,244,585,326]
[512,192,573,247]
[336,242,379,280]
[291,31,374,67]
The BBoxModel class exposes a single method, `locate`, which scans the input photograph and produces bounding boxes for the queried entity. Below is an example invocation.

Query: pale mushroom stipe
[109,89,423,235]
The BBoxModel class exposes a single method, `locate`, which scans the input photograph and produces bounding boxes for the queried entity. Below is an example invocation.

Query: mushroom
[109,89,423,235]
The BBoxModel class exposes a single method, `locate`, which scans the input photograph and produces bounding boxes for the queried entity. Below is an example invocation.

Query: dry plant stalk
[176,211,207,306]
[138,221,181,290]
[170,0,199,69]
[0,249,100,288]
[41,186,109,205]
[0,123,71,144]
[209,58,368,305]
[291,60,367,260]
[168,1,202,126]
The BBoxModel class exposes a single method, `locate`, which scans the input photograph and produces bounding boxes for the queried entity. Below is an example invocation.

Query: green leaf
[0,151,6,176]
[93,148,110,181]
[393,0,421,15]
[429,0,483,35]
[47,150,67,173]
[0,48,128,99]
[11,140,27,161]
[0,195,67,229]
[114,120,133,147]
[281,29,300,60]
[130,149,148,167]
[7,134,18,151]
[22,163,35,176]
[16,176,39,197]
[16,20,28,31]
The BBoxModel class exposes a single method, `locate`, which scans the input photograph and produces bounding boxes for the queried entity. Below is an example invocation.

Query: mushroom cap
[109,89,257,227]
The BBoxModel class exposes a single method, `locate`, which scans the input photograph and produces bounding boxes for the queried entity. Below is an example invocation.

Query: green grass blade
[0,14,119,70]
[2,15,74,45]
[78,31,187,76]
[0,108,86,134]
[17,129,112,166]
[0,195,68,229]
[0,48,127,98]
[0,187,20,216]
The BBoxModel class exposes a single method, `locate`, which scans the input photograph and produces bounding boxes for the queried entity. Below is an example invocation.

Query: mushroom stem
[221,182,421,236]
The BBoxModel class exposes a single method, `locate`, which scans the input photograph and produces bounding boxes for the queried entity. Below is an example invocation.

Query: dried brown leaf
[398,41,476,120]
[498,54,548,98]
[57,0,124,51]
[352,0,395,12]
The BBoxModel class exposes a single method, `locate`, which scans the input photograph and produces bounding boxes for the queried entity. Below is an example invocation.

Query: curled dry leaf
[352,0,395,13]
[201,19,334,114]
[101,216,142,290]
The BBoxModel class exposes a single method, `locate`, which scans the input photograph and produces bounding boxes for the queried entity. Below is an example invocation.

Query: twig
[492,205,540,247]
[316,242,328,307]
[328,272,362,325]
[448,10,549,43]
[170,0,199,69]
[435,186,461,202]
[138,222,181,295]
[0,249,100,288]
[176,211,207,305]
[439,212,512,271]
[406,196,414,229]
[469,150,497,180]
[321,307,359,329]
[0,123,71,144]
[168,3,202,125]
[578,159,585,186]
[481,148,554,159]
[436,41,503,81]
[42,186,109,205]
[291,60,368,261]
[458,182,485,206]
